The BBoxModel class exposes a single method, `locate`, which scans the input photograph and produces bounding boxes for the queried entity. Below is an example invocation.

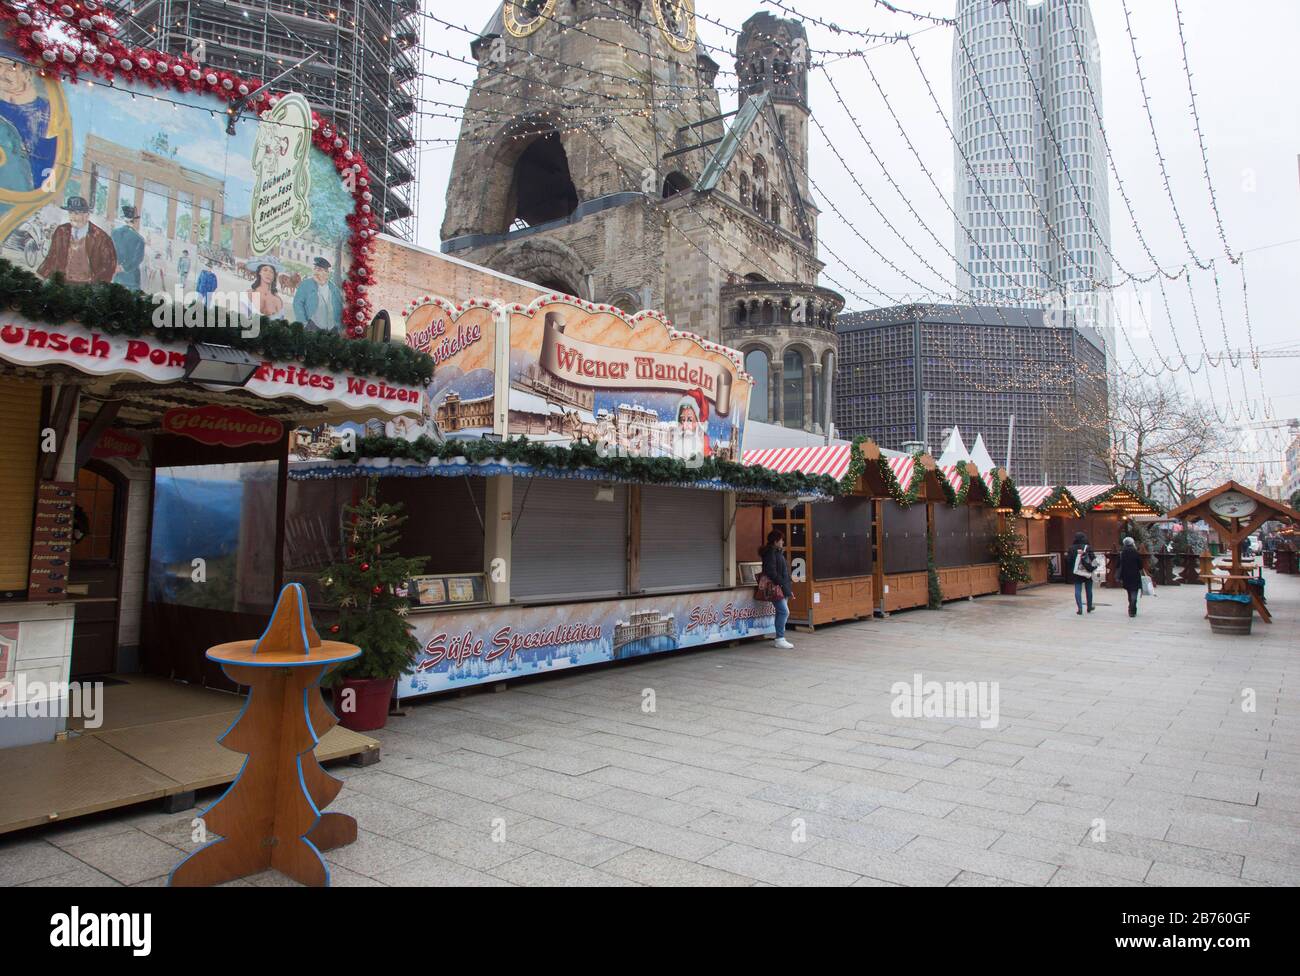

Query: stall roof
[742,444,855,480]
[288,455,835,501]
[1014,484,1162,516]
[737,444,1019,509]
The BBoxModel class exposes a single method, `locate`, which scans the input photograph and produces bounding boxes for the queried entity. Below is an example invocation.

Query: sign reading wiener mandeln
[163,405,284,448]
[0,316,424,419]
[508,298,752,462]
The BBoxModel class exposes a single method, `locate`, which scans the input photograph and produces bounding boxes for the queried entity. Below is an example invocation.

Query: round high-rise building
[951,0,1111,319]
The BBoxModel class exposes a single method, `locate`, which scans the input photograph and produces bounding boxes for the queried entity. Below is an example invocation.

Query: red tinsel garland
[0,0,378,338]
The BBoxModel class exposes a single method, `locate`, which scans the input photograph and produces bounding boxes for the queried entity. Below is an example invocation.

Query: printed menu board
[28,480,75,600]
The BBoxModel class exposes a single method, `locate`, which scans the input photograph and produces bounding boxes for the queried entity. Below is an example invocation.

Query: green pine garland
[319,479,427,685]
[0,258,434,386]
[330,434,844,497]
[1076,483,1166,516]
[926,524,943,609]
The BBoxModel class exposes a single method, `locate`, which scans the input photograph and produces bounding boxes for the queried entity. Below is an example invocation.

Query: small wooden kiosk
[1012,486,1082,587]
[1167,482,1300,633]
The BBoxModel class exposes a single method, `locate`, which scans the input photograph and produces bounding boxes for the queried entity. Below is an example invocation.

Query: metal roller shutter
[378,476,485,574]
[0,381,40,594]
[511,478,627,600]
[639,486,723,592]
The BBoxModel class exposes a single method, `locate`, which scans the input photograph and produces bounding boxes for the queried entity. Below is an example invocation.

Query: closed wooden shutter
[0,381,40,594]
[511,478,627,600]
[639,486,723,591]
[883,500,927,574]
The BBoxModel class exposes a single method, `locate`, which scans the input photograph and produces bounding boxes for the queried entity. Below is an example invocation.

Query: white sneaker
[774,638,795,649]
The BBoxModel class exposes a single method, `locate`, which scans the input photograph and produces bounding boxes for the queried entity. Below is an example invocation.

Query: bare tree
[1106,375,1231,504]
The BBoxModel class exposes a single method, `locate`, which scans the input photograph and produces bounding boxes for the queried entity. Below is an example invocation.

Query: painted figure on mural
[293,256,343,331]
[111,205,145,290]
[244,261,284,317]
[197,261,218,306]
[675,388,712,462]
[37,195,117,283]
[0,57,57,192]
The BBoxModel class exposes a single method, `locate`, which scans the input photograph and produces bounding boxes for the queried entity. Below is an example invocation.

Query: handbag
[1072,547,1095,579]
[755,573,785,602]
[1140,573,1155,597]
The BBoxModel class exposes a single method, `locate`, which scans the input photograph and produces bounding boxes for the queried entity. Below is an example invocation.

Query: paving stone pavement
[4,573,1298,887]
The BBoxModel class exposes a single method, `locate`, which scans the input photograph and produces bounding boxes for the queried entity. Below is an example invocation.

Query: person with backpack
[758,528,794,649]
[1067,531,1098,615]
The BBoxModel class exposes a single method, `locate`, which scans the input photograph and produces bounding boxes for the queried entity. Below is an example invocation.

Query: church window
[782,348,805,428]
[509,131,579,229]
[662,171,691,198]
[745,349,770,422]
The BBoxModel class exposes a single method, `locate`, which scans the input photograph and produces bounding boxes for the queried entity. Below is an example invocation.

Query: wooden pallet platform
[0,674,378,835]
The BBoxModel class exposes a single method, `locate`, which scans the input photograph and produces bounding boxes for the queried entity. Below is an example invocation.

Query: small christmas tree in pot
[319,478,426,731]
[990,527,1031,595]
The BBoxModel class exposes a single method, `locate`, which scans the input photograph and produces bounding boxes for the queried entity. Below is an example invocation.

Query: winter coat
[760,544,793,599]
[1119,547,1144,591]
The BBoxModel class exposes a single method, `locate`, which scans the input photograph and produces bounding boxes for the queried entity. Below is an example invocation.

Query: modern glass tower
[951,0,1112,326]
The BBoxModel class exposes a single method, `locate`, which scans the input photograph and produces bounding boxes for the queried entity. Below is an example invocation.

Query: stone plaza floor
[3,572,1298,887]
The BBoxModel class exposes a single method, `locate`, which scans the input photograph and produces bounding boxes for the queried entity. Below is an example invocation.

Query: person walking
[1067,531,1097,615]
[1118,537,1145,618]
[759,528,795,649]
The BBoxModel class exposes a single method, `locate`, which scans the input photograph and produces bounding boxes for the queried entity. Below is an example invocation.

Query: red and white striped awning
[886,455,916,488]
[1066,484,1113,505]
[940,464,964,491]
[1017,485,1060,510]
[741,444,854,481]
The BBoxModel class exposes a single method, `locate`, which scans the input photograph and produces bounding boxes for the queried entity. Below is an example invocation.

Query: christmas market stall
[1167,482,1300,634]
[286,292,836,702]
[738,440,1021,623]
[1018,484,1165,584]
[1011,486,1082,587]
[0,4,431,833]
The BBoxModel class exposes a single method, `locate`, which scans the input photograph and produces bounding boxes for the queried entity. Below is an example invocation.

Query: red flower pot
[999,580,1019,595]
[333,677,396,732]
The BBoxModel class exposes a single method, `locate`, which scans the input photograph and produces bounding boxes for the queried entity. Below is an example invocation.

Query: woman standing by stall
[759,528,794,650]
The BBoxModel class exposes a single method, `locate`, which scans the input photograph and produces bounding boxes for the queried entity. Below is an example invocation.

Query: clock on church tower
[652,0,697,52]
[503,0,555,38]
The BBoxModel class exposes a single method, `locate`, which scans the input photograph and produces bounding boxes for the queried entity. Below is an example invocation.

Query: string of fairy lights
[412,3,1257,440]
[19,1,1282,473]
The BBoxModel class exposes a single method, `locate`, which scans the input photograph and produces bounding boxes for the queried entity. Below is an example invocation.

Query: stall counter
[397,585,775,698]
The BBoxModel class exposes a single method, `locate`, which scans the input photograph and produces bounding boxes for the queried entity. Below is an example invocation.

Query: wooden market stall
[739,440,1020,623]
[1023,484,1164,584]
[739,444,872,626]
[1011,486,1082,587]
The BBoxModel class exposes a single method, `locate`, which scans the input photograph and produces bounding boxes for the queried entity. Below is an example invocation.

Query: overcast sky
[414,1,1300,474]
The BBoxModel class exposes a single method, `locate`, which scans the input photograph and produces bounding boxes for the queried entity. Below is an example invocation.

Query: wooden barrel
[1206,597,1253,635]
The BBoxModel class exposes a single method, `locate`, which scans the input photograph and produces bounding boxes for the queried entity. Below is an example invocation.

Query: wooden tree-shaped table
[170,583,361,887]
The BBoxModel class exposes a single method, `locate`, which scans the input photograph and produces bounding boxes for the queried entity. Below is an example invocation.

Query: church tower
[735,12,811,222]
[440,3,843,433]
